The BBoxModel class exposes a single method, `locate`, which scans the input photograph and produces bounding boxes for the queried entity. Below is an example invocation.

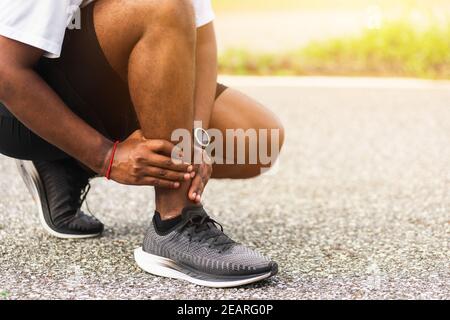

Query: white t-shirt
[0,0,215,58]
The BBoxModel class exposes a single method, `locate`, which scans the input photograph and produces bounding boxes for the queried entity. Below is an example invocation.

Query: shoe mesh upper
[143,207,273,276]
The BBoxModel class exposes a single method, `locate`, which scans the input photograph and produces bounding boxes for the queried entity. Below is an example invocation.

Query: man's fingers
[137,176,181,189]
[143,167,191,182]
[145,154,192,172]
[147,139,182,157]
[189,175,204,202]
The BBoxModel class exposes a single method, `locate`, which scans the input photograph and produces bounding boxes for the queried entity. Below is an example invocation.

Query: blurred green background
[214,0,450,78]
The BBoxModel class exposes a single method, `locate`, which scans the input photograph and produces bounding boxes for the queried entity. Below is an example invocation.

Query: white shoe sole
[134,247,274,288]
[16,160,101,239]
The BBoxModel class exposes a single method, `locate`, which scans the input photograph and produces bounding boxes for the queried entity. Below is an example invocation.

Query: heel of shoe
[15,160,39,202]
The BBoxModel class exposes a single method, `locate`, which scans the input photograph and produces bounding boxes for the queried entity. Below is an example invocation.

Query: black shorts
[0,2,228,161]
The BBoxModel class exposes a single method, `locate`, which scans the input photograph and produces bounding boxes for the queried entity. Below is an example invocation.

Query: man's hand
[108,130,194,187]
[188,149,213,203]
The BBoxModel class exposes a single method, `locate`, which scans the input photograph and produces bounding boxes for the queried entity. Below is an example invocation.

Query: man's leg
[210,88,285,179]
[94,0,197,219]
[91,0,279,287]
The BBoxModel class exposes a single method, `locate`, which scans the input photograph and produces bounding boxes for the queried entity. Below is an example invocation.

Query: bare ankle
[155,187,195,220]
[156,208,183,220]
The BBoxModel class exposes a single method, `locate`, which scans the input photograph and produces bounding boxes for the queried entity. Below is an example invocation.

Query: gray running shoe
[134,206,278,288]
[16,158,104,239]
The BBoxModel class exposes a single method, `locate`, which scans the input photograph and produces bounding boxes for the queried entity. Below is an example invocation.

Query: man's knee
[276,121,285,152]
[265,121,284,164]
[263,114,285,158]
[160,0,196,28]
[253,116,284,176]
[138,0,196,38]
[240,120,284,178]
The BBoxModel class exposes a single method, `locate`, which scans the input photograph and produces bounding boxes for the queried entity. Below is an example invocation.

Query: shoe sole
[134,247,276,288]
[16,160,101,239]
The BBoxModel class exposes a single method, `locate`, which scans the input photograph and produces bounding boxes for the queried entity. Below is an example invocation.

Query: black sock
[153,211,182,232]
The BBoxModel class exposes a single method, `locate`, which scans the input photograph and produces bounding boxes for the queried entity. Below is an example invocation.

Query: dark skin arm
[193,22,217,129]
[188,22,217,203]
[0,37,111,172]
[0,36,191,187]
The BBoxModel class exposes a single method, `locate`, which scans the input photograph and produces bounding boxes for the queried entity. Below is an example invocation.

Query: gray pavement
[0,77,449,299]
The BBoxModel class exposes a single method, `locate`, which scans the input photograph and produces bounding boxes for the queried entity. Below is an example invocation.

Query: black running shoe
[134,206,278,288]
[16,158,104,239]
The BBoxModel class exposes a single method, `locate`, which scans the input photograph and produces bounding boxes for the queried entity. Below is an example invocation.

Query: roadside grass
[218,22,450,79]
[0,290,9,299]
[214,0,450,12]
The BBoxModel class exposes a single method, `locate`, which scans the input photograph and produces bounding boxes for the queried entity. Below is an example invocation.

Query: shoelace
[179,214,235,252]
[66,163,98,221]
[79,183,94,215]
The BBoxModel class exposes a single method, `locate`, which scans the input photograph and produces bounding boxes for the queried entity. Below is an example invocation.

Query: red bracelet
[105,141,120,180]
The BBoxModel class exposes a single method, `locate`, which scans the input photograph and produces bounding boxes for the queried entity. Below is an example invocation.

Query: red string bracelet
[105,141,120,180]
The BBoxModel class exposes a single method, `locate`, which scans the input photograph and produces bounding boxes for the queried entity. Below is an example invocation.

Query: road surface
[0,77,449,299]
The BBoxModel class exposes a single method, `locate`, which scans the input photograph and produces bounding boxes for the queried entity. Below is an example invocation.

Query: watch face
[194,128,210,148]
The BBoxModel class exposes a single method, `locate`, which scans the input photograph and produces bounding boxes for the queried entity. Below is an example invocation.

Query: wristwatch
[194,127,211,149]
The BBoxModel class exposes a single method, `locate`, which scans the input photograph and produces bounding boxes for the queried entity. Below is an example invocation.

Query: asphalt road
[0,77,449,300]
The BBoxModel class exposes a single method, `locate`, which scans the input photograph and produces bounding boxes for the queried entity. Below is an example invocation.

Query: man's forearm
[0,67,112,173]
[183,23,218,202]
[194,23,218,129]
